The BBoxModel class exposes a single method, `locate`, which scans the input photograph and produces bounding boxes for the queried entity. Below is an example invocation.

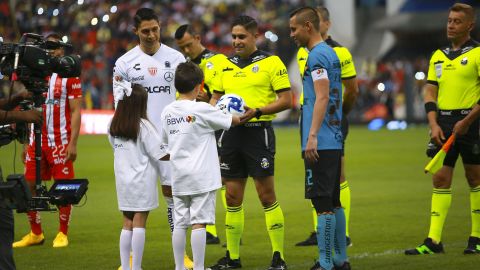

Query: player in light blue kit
[290,7,350,270]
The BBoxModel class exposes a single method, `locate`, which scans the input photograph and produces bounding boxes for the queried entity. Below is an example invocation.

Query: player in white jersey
[113,7,191,270]
[161,62,239,270]
[14,33,82,249]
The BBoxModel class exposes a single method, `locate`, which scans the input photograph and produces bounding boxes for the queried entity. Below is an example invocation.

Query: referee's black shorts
[429,109,480,167]
[218,121,275,179]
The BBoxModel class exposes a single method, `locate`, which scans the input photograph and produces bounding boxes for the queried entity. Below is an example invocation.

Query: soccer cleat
[310,261,333,270]
[296,232,317,246]
[464,236,480,254]
[207,251,242,269]
[206,231,221,245]
[334,262,351,270]
[346,236,352,247]
[52,232,68,248]
[12,231,45,248]
[404,238,444,255]
[184,254,194,270]
[267,251,287,270]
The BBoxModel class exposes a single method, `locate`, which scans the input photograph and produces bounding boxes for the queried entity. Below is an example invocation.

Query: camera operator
[0,78,41,270]
[13,32,83,249]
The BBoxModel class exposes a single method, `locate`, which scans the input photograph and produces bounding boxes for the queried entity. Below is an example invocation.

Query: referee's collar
[229,50,272,68]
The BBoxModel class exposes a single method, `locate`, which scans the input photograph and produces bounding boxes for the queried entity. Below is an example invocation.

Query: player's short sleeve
[297,47,308,77]
[476,49,480,78]
[307,50,329,79]
[269,56,291,91]
[199,103,232,131]
[208,54,227,92]
[426,51,439,84]
[334,47,356,79]
[113,59,128,82]
[212,60,226,94]
[140,119,168,160]
[66,77,82,99]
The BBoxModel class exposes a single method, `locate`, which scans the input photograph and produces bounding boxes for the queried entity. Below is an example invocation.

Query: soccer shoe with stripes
[464,236,480,254]
[267,251,287,270]
[184,254,194,270]
[53,232,68,248]
[206,231,221,245]
[295,232,317,246]
[12,231,45,248]
[404,238,444,255]
[207,251,242,269]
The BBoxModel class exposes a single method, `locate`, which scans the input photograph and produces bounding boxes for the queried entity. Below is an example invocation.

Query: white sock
[191,228,206,270]
[132,227,145,270]
[120,229,132,270]
[165,196,175,233]
[172,228,187,270]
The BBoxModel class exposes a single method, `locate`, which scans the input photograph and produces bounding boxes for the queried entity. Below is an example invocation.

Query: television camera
[0,33,87,212]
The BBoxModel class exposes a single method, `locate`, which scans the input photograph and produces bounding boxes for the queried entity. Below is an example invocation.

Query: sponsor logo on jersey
[233,71,246,77]
[431,211,440,217]
[62,167,69,175]
[54,157,66,165]
[341,59,352,67]
[169,129,179,135]
[260,158,269,169]
[164,72,174,82]
[45,98,61,105]
[223,67,233,72]
[434,63,443,78]
[277,69,287,76]
[165,61,171,68]
[148,67,158,76]
[166,115,196,125]
[230,56,239,64]
[145,85,171,94]
[220,162,230,170]
[133,63,141,71]
[71,83,81,89]
[131,75,144,82]
[473,209,480,214]
[114,143,124,148]
[252,64,259,73]
[461,57,468,65]
[462,46,474,54]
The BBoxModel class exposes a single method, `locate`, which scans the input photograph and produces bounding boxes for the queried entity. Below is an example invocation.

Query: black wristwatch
[255,108,263,119]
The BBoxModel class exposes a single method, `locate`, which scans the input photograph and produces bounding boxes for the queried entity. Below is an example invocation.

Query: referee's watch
[255,108,263,119]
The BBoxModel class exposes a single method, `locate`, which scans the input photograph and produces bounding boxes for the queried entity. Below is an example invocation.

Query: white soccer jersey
[113,44,185,132]
[108,119,168,211]
[161,100,232,196]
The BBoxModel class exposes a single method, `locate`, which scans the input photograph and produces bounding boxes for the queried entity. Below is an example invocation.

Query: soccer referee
[207,15,292,270]
[405,3,480,255]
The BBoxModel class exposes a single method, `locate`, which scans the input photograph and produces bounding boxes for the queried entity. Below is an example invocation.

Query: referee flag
[424,134,456,174]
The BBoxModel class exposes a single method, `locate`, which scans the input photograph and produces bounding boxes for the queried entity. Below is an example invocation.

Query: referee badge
[206,61,214,70]
[461,57,468,65]
[252,64,259,73]
[434,63,442,78]
[260,157,270,169]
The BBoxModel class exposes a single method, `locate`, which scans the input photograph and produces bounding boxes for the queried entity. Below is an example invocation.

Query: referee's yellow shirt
[214,50,291,122]
[297,37,357,105]
[426,39,480,110]
[191,49,228,96]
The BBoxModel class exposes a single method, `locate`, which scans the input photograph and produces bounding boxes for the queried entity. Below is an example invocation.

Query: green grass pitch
[1,126,479,269]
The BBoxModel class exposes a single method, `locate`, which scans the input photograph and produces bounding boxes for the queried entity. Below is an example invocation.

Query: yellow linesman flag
[424,134,456,174]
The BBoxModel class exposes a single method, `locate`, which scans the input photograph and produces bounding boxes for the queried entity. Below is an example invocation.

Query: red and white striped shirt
[30,73,82,147]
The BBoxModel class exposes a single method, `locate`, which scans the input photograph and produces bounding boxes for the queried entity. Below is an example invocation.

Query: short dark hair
[290,7,320,31]
[231,15,257,34]
[174,24,200,40]
[316,6,330,22]
[450,3,476,22]
[134,8,159,28]
[109,84,148,142]
[45,32,61,40]
[174,62,204,94]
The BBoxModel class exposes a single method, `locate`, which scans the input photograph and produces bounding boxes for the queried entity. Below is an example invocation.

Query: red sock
[59,205,72,234]
[27,211,42,235]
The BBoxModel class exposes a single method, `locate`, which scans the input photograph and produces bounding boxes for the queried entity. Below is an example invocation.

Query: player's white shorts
[155,160,172,186]
[173,190,217,229]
